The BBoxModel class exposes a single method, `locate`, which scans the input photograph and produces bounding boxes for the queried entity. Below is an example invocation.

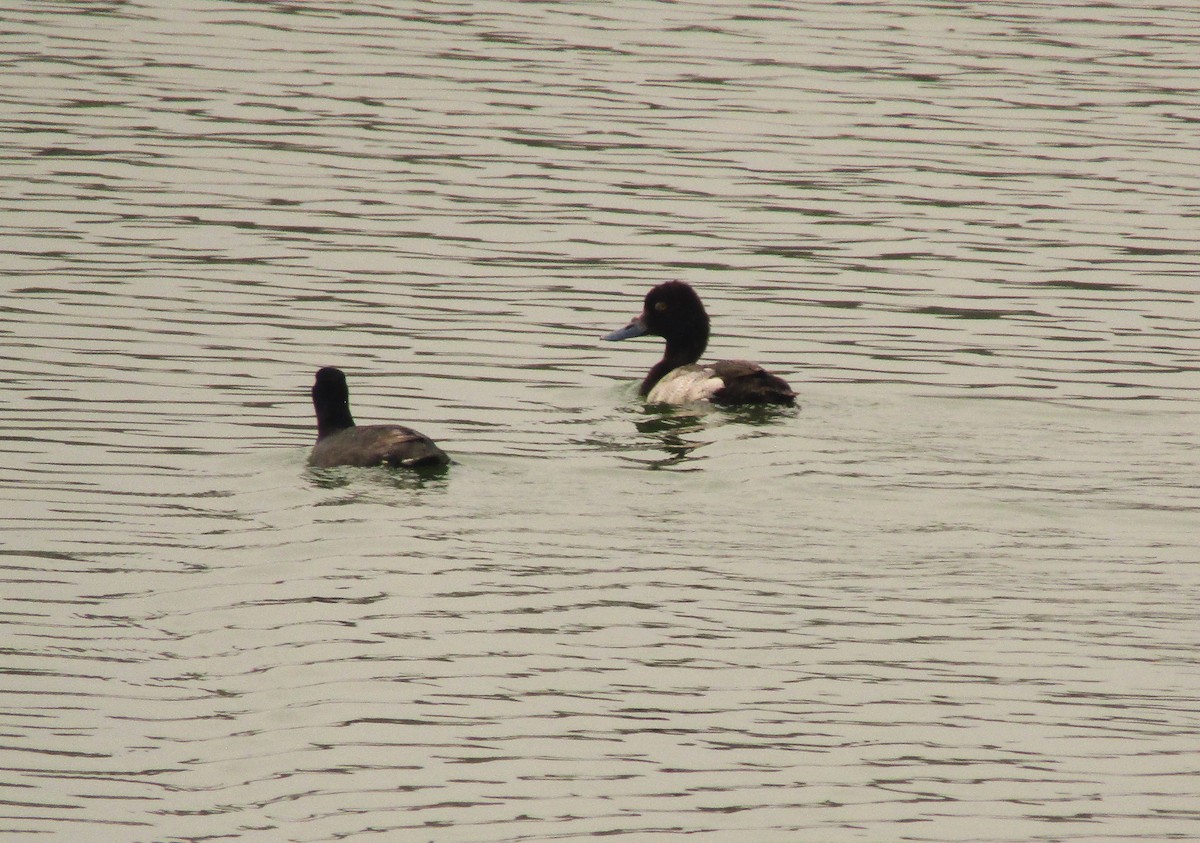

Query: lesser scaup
[309,367,449,469]
[603,281,796,406]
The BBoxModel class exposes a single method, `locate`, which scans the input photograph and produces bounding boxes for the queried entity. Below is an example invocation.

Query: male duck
[309,367,449,468]
[603,281,796,406]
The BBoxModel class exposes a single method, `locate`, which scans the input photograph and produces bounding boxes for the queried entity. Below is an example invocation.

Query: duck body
[604,281,796,406]
[309,367,449,469]
[649,360,795,406]
[645,364,726,404]
[310,424,448,469]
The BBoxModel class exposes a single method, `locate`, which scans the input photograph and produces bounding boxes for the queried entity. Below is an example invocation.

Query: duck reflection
[633,406,711,469]
[627,401,796,470]
[306,463,449,494]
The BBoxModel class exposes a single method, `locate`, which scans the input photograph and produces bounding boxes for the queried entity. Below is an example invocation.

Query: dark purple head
[603,281,710,352]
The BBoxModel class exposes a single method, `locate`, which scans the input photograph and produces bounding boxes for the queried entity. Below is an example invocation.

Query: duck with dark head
[309,367,449,469]
[604,281,796,406]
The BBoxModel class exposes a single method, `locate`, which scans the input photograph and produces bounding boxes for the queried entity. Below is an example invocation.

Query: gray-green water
[2,2,1198,841]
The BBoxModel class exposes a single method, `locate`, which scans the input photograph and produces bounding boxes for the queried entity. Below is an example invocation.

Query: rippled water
[2,2,1199,841]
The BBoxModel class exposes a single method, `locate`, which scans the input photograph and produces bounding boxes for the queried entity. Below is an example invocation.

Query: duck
[603,281,796,406]
[308,367,449,469]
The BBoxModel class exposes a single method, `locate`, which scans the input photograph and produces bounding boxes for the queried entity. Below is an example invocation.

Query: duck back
[708,360,796,406]
[310,424,449,469]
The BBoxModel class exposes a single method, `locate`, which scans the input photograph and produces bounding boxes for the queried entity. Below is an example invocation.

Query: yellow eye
[654,301,668,312]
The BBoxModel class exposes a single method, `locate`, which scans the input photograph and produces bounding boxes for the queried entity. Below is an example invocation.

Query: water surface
[1,2,1198,841]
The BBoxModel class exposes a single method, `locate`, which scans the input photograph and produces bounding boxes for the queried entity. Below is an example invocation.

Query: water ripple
[2,2,1199,841]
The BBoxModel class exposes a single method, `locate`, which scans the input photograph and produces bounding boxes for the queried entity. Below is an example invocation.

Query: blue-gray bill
[603,316,648,341]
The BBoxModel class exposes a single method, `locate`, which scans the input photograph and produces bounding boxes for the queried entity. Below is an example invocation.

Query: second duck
[603,281,796,406]
[309,367,450,469]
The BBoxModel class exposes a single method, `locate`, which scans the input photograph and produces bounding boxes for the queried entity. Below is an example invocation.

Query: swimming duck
[309,367,449,468]
[603,281,796,406]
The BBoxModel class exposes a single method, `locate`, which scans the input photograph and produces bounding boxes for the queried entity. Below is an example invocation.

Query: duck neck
[315,402,355,440]
[641,333,707,395]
